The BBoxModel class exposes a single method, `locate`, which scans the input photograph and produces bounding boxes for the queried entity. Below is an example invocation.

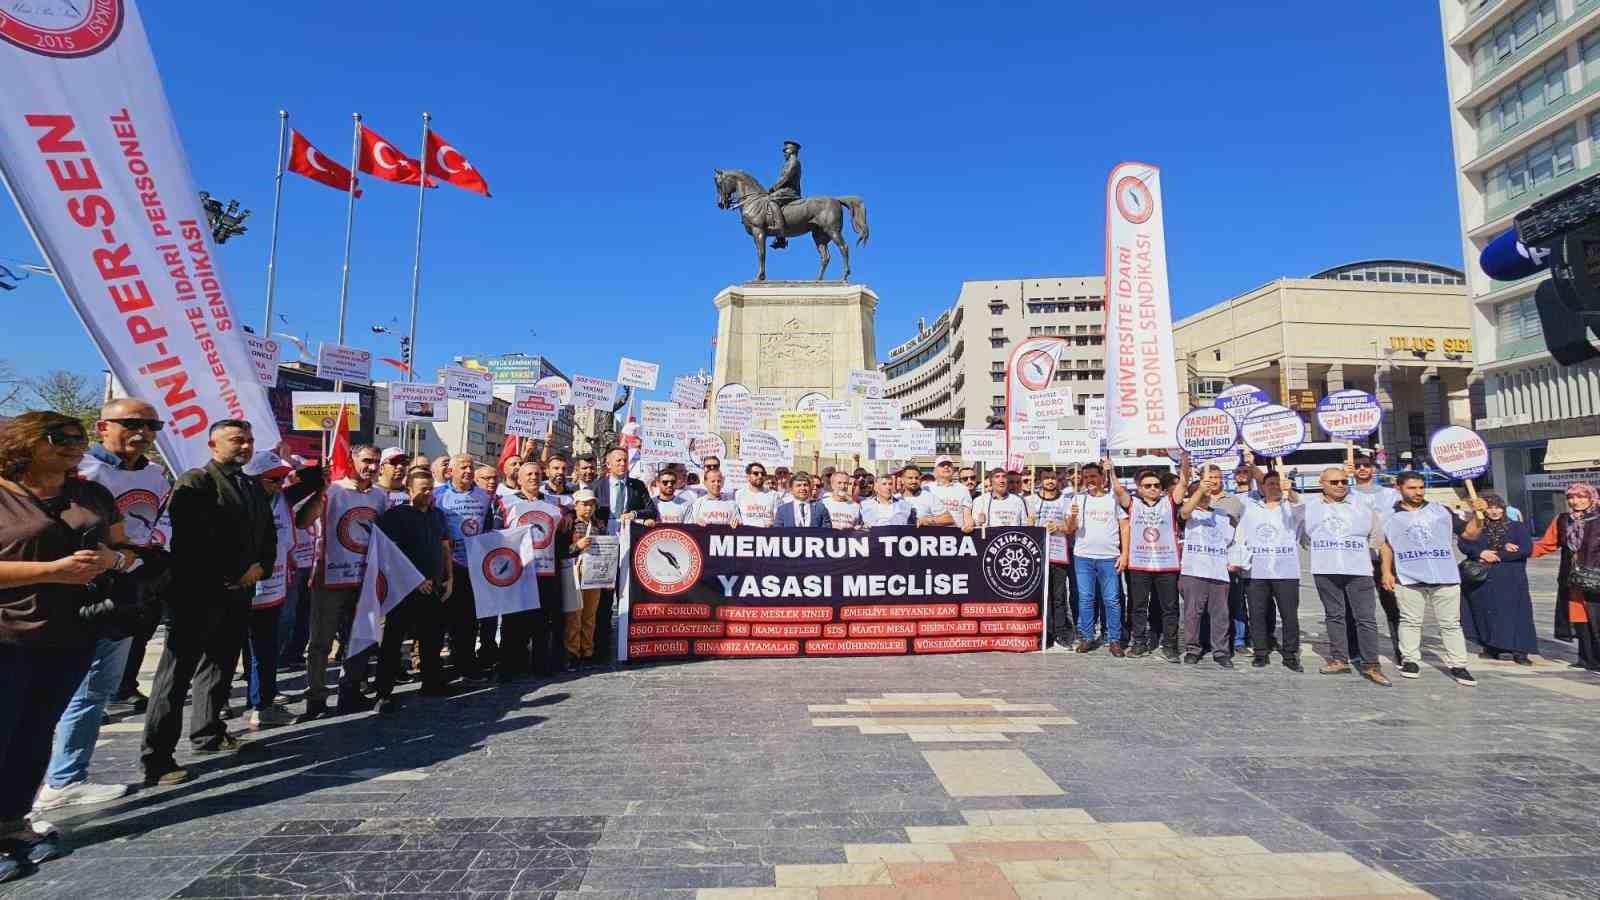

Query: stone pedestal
[711,282,878,474]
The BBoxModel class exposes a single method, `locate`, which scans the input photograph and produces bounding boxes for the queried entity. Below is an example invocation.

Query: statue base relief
[711,281,878,475]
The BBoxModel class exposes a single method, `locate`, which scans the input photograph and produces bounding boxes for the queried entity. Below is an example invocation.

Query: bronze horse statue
[714,169,868,282]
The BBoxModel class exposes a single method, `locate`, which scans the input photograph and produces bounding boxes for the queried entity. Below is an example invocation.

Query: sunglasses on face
[960,476,977,482]
[46,431,88,448]
[106,417,164,432]
[1139,482,1160,489]
[1326,479,1348,485]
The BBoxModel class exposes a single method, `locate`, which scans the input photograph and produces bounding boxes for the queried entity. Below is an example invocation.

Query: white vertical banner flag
[1104,162,1180,450]
[0,0,281,471]
[349,527,426,657]
[466,525,541,618]
[1004,336,1068,467]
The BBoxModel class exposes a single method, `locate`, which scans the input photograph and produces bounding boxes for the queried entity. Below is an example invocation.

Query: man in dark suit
[140,420,276,785]
[588,447,649,662]
[775,472,829,527]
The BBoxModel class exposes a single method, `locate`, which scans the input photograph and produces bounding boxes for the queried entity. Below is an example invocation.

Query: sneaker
[1448,667,1477,687]
[374,696,400,714]
[1108,642,1126,658]
[142,764,190,786]
[1251,654,1269,668]
[1282,656,1304,673]
[194,732,249,754]
[247,707,294,729]
[1215,654,1234,669]
[1161,647,1182,664]
[1183,653,1201,665]
[1399,661,1420,679]
[0,819,61,866]
[1362,666,1392,687]
[32,781,128,811]
[0,855,17,885]
[1319,661,1352,675]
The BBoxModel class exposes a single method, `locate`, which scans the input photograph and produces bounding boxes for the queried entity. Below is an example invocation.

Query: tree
[22,369,101,429]
[0,360,20,411]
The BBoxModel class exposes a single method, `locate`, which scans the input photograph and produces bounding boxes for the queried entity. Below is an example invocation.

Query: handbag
[1572,564,1600,594]
[1458,558,1491,589]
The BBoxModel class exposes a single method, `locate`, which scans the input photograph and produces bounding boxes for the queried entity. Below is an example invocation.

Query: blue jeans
[245,605,282,709]
[1074,556,1123,643]
[278,567,310,662]
[46,636,130,788]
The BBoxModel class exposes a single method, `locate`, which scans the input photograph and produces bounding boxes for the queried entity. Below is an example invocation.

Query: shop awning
[1543,436,1600,472]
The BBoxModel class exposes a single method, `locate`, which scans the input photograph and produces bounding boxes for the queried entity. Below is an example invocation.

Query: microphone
[1479,228,1550,281]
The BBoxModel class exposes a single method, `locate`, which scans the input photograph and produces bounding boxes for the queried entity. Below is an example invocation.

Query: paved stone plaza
[3,558,1598,900]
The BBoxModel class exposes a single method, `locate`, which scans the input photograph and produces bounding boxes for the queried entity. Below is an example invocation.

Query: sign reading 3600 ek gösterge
[624,525,1048,659]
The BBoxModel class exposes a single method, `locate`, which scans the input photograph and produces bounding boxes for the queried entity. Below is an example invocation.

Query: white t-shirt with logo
[924,482,973,522]
[734,487,780,528]
[652,494,694,523]
[860,497,914,528]
[974,493,1029,526]
[822,498,862,529]
[1036,495,1072,564]
[1070,492,1126,560]
[689,495,740,526]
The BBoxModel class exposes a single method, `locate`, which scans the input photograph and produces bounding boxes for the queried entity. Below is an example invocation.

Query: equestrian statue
[714,141,869,282]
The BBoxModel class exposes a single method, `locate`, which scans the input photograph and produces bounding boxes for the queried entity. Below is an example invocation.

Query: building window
[989,338,1006,349]
[989,327,1003,338]
[1478,56,1568,142]
[990,361,1005,372]
[1029,326,1042,335]
[1495,293,1544,351]
[1474,0,1559,79]
[1485,124,1577,210]
[991,372,1005,382]
[989,300,1005,314]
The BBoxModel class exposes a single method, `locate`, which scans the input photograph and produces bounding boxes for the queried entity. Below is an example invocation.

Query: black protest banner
[624,525,1047,659]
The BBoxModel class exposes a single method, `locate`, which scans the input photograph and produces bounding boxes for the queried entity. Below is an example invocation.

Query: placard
[668,407,708,437]
[616,357,660,390]
[847,368,886,398]
[690,433,727,463]
[1174,408,1239,460]
[860,399,900,430]
[1084,398,1107,438]
[579,535,621,590]
[443,365,494,404]
[1051,430,1100,465]
[722,457,749,492]
[962,430,1006,466]
[716,383,752,407]
[1428,425,1489,480]
[641,400,673,430]
[816,400,854,428]
[244,334,280,388]
[291,391,360,432]
[738,430,787,468]
[795,391,829,413]
[780,411,820,441]
[1214,384,1269,423]
[671,376,707,409]
[1316,389,1383,442]
[572,375,618,410]
[505,386,561,437]
[1029,388,1071,421]
[821,426,868,457]
[868,430,904,461]
[1240,404,1306,458]
[716,403,754,432]
[1010,423,1053,457]
[388,383,448,422]
[316,343,373,385]
[536,374,573,406]
[751,393,786,420]
[900,428,937,456]
[641,427,685,466]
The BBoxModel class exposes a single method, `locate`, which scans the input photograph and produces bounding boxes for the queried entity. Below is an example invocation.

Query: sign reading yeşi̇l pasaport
[624,525,1047,660]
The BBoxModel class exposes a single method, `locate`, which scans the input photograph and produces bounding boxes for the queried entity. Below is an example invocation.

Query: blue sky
[1,1,1464,403]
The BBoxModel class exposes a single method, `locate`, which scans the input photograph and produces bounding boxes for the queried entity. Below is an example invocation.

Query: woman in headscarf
[1532,482,1600,672]
[1459,493,1537,664]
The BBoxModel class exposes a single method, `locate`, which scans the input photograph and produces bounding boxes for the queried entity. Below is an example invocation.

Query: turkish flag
[287,130,361,196]
[358,125,431,186]
[328,404,355,483]
[424,130,491,196]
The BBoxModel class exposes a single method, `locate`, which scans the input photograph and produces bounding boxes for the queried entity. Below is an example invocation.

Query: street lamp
[198,192,251,244]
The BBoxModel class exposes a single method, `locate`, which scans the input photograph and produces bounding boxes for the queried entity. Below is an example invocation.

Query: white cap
[935,455,955,465]
[244,450,292,478]
[380,447,407,464]
[572,488,597,503]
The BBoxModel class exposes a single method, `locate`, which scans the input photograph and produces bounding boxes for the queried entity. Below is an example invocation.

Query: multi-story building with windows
[1439,0,1600,524]
[882,277,1109,458]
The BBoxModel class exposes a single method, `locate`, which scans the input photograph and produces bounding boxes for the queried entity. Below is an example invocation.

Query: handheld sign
[1316,390,1382,442]
[1174,407,1238,460]
[616,357,660,391]
[443,365,494,404]
[1240,404,1305,458]
[1214,384,1269,423]
[1428,425,1489,480]
[535,374,572,406]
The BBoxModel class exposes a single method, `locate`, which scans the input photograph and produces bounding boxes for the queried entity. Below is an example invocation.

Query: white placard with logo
[795,391,828,413]
[388,382,448,422]
[571,375,617,410]
[1029,388,1071,421]
[1052,430,1100,465]
[860,399,900,430]
[506,386,561,436]
[1428,425,1490,480]
[668,407,708,437]
[1085,397,1107,438]
[536,374,573,406]
[847,368,886,398]
[443,365,494,403]
[244,334,280,388]
[689,433,727,465]
[715,383,752,407]
[1010,422,1053,457]
[816,399,854,428]
[901,429,936,456]
[1174,407,1239,460]
[1240,404,1306,458]
[821,426,867,457]
[316,342,373,385]
[738,430,787,468]
[715,402,754,432]
[962,430,1006,467]
[751,393,785,420]
[868,430,904,461]
[579,535,621,590]
[616,357,660,390]
[640,427,685,466]
[670,376,707,409]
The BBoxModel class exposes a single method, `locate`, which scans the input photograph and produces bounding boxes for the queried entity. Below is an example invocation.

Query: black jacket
[169,460,276,593]
[591,474,650,522]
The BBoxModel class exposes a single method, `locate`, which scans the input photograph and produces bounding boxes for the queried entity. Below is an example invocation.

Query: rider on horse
[765,140,802,249]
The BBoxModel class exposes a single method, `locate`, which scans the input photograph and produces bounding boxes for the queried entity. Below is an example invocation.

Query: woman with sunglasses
[0,412,133,881]
[1532,482,1600,672]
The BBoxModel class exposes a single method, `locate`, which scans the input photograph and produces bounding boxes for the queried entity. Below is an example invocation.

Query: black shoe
[1108,642,1126,658]
[1183,653,1201,665]
[142,763,190,786]
[417,682,454,697]
[1282,656,1304,673]
[1128,642,1149,658]
[295,700,331,723]
[194,732,249,754]
[1448,666,1477,687]
[1215,654,1234,669]
[1161,647,1182,664]
[115,688,149,711]
[1251,654,1269,668]
[374,696,399,714]
[1399,661,1421,679]
[335,695,374,715]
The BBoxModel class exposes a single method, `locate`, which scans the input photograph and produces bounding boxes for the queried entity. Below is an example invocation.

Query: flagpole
[404,111,431,454]
[262,109,288,334]
[335,112,361,350]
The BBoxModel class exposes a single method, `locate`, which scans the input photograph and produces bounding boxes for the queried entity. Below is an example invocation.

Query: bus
[1273,442,1373,490]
